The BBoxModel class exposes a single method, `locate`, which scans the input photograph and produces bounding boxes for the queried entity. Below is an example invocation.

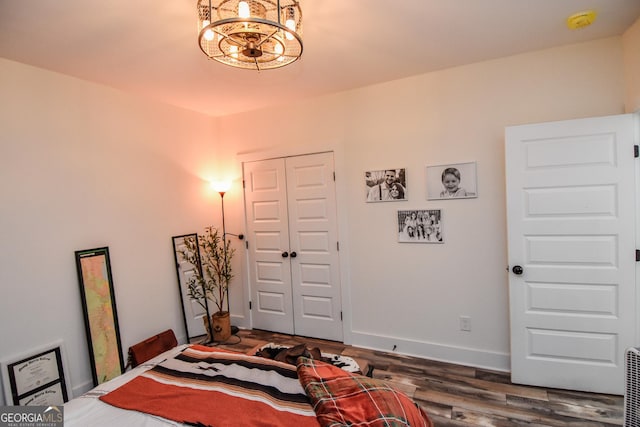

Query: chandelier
[197,0,303,70]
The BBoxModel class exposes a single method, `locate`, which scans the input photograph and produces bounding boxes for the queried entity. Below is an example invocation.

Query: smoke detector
[567,10,597,30]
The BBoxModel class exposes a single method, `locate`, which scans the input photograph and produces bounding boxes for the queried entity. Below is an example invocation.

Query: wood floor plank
[414,376,508,404]
[390,365,549,403]
[371,367,418,397]
[419,400,454,421]
[547,389,623,409]
[428,414,473,426]
[476,369,512,384]
[450,407,555,427]
[385,354,478,379]
[506,394,622,426]
[416,388,608,426]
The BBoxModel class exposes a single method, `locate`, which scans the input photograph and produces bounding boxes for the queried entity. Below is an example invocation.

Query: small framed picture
[426,162,477,200]
[365,168,407,202]
[397,209,443,243]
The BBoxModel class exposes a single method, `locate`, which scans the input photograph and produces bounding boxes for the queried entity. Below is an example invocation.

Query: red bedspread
[100,345,320,427]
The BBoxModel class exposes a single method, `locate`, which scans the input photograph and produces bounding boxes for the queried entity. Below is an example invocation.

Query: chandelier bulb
[238,1,250,19]
[274,43,284,61]
[284,6,296,40]
[229,45,239,59]
[285,21,295,40]
[285,19,295,30]
[202,20,214,41]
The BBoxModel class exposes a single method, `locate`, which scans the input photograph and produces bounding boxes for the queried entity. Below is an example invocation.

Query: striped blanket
[100,345,320,427]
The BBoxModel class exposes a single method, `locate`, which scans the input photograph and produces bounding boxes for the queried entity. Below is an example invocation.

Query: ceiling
[1,1,639,117]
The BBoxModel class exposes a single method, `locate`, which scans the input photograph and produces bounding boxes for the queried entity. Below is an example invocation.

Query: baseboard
[231,313,249,329]
[71,380,95,399]
[350,330,510,373]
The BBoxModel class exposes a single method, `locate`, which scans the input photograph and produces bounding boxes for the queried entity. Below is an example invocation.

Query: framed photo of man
[365,168,407,202]
[426,162,478,200]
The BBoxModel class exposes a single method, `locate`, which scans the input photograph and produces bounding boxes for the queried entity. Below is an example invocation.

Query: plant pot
[212,311,231,342]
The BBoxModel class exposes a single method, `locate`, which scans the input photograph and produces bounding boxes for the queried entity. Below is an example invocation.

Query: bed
[64,340,433,427]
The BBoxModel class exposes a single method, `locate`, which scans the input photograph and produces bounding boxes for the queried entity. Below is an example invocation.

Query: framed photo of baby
[397,209,443,243]
[426,162,477,200]
[365,168,407,202]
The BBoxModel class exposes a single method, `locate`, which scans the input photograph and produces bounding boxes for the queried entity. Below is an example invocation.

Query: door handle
[282,251,289,258]
[290,251,297,258]
[512,265,523,275]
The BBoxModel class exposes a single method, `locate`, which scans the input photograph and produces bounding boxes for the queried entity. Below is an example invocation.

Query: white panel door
[505,114,637,394]
[244,158,294,334]
[286,153,343,341]
[244,153,343,341]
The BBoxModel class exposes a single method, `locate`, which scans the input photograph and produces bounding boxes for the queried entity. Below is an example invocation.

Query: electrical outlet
[460,315,471,332]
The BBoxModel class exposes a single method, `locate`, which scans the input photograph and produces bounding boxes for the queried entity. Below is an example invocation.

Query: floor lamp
[211,181,240,335]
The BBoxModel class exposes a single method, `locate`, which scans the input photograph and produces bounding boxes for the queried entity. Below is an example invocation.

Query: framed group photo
[365,168,407,202]
[426,162,477,200]
[397,209,443,243]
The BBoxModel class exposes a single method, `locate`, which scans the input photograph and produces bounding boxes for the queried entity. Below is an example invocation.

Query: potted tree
[199,225,235,341]
[178,226,235,342]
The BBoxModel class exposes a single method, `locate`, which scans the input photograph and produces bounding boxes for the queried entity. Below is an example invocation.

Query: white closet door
[244,158,294,334]
[244,152,343,341]
[286,153,343,341]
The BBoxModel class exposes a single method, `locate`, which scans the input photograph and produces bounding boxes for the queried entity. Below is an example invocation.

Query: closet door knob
[512,265,523,275]
[282,251,289,258]
[290,251,297,258]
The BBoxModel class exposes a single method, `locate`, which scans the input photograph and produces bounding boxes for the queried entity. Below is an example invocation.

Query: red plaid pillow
[297,357,433,427]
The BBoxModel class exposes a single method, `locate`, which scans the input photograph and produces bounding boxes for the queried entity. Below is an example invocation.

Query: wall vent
[625,347,640,426]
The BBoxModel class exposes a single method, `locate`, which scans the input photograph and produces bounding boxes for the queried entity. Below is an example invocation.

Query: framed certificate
[1,341,71,406]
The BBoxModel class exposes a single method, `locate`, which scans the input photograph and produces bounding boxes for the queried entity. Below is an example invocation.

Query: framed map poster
[75,247,124,386]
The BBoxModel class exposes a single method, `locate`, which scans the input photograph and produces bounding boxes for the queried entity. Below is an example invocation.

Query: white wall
[623,16,640,113]
[0,58,230,402]
[219,37,627,370]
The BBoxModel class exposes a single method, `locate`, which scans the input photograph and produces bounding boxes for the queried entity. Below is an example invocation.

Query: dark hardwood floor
[215,329,624,427]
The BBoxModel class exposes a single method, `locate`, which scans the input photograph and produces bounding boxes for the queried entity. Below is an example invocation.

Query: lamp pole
[218,190,229,314]
[196,234,214,345]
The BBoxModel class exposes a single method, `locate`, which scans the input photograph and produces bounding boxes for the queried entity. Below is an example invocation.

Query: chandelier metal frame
[197,0,303,71]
